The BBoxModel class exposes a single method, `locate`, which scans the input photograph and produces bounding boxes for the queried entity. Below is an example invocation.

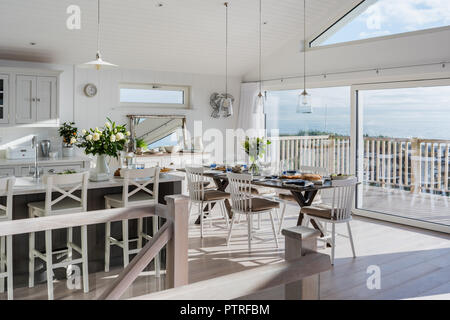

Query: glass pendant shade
[82,51,117,70]
[297,90,312,114]
[253,92,265,114]
[220,96,233,117]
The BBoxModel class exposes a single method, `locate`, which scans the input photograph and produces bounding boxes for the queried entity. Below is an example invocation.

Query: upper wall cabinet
[0,67,61,127]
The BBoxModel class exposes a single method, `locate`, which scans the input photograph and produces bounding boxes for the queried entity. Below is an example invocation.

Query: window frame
[309,0,450,49]
[119,83,191,109]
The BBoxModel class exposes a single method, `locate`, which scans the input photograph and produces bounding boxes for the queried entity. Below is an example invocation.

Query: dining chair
[0,177,15,300]
[185,167,230,238]
[104,167,161,275]
[28,171,90,300]
[276,165,329,234]
[301,177,357,265]
[227,172,279,251]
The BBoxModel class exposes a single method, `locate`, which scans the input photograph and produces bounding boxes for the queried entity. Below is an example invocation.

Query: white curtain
[236,82,265,136]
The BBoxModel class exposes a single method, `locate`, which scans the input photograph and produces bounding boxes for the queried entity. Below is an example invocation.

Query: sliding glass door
[353,80,450,231]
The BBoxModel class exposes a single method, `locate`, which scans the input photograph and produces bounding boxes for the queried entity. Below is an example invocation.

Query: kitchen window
[119,83,190,109]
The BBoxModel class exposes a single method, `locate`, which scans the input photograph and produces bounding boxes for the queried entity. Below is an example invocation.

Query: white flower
[81,129,87,135]
[70,137,77,144]
[93,133,100,141]
[116,132,125,140]
[105,122,111,129]
[86,134,93,141]
[110,135,116,142]
[95,127,100,133]
[126,131,131,136]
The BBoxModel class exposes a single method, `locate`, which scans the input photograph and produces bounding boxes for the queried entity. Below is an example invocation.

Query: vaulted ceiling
[0,0,361,76]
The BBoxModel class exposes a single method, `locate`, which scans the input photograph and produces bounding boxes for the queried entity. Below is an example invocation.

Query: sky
[266,86,450,140]
[318,0,450,46]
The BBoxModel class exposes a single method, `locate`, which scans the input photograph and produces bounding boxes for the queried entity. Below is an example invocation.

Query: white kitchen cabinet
[16,75,57,124]
[0,168,15,176]
[0,74,9,124]
[0,67,61,127]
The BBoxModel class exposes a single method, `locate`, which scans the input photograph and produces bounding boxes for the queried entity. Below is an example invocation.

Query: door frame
[350,78,450,234]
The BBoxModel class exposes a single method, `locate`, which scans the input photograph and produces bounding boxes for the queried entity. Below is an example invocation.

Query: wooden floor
[361,185,450,226]
[2,203,450,300]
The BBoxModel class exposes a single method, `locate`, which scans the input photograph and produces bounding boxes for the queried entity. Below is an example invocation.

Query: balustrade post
[165,195,190,289]
[328,136,335,174]
[410,138,421,194]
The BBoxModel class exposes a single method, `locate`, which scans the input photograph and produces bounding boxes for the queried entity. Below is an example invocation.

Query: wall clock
[84,83,97,97]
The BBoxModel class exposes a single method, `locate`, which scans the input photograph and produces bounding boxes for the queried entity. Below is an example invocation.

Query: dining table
[177,167,334,240]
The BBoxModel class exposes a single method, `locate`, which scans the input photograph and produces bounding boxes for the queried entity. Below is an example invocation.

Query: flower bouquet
[78,118,130,181]
[243,136,271,175]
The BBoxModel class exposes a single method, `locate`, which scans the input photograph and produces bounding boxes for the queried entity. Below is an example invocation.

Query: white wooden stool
[104,167,161,276]
[0,177,15,300]
[28,171,90,300]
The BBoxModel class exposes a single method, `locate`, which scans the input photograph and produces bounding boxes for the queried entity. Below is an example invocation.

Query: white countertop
[12,174,184,196]
[0,156,91,167]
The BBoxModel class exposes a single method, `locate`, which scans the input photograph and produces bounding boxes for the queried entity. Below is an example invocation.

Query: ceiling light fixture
[81,0,117,70]
[297,0,312,114]
[253,0,265,115]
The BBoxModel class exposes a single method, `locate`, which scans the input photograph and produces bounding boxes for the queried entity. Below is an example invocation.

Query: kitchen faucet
[31,135,40,179]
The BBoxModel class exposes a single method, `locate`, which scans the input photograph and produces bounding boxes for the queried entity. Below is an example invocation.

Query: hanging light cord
[225,2,229,97]
[259,0,262,95]
[303,0,306,93]
[97,0,101,53]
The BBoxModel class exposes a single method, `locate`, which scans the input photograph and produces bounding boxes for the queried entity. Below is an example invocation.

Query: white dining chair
[276,165,329,234]
[28,171,90,300]
[301,177,357,265]
[0,177,15,300]
[227,172,279,251]
[185,167,230,238]
[104,167,161,275]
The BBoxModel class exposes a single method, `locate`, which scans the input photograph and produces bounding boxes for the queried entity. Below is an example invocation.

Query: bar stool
[0,177,15,300]
[28,171,90,300]
[104,167,161,275]
[185,167,230,238]
[227,172,279,251]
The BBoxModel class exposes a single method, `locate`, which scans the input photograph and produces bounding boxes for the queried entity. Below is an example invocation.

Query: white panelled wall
[0,59,241,161]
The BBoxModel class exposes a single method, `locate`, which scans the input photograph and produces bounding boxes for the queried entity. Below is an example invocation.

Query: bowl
[164,145,180,153]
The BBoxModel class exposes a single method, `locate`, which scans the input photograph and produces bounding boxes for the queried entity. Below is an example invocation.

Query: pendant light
[297,0,312,114]
[220,2,233,117]
[253,0,264,115]
[82,0,117,70]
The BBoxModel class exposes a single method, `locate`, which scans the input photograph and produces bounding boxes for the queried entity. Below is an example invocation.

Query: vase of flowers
[78,118,130,180]
[243,136,271,175]
[59,122,78,158]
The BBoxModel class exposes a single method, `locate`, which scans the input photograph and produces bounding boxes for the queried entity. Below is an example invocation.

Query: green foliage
[77,118,130,159]
[58,122,78,146]
[243,136,271,163]
[136,138,148,149]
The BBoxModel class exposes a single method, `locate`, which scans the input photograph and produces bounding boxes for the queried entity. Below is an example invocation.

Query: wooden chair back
[120,167,160,206]
[185,167,207,202]
[227,172,253,214]
[43,171,90,214]
[0,177,15,222]
[330,177,357,221]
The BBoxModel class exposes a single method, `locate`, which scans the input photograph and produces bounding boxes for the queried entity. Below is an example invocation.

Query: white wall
[0,59,241,159]
[243,27,450,88]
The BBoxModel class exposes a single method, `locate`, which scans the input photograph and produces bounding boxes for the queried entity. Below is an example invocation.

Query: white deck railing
[269,135,450,194]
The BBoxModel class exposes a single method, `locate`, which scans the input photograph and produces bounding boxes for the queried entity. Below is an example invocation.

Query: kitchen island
[7,174,184,288]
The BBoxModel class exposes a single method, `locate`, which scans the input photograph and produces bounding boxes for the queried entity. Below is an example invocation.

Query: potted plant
[135,138,147,155]
[78,118,130,180]
[59,121,78,158]
[243,136,271,175]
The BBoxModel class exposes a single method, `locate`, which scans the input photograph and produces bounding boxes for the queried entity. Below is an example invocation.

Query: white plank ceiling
[0,0,359,76]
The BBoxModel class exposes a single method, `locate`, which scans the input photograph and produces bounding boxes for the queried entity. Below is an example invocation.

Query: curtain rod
[241,60,450,84]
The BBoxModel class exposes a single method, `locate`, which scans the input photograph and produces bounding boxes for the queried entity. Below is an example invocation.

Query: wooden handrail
[131,253,330,300]
[98,221,174,300]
